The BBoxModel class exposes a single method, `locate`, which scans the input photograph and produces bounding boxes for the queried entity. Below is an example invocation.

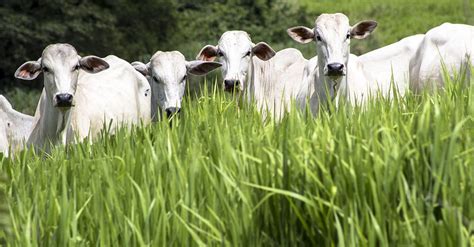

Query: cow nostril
[327,63,344,72]
[55,93,74,107]
[166,107,181,117]
[224,80,234,87]
[224,80,240,90]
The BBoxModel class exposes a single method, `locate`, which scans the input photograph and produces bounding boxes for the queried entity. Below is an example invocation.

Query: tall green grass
[1,73,474,245]
[0,174,11,245]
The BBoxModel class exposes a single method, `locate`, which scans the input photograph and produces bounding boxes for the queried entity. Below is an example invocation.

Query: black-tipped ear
[186,61,222,76]
[131,61,150,77]
[287,26,315,44]
[14,61,42,80]
[196,45,218,61]
[351,21,377,39]
[80,56,109,73]
[252,42,276,61]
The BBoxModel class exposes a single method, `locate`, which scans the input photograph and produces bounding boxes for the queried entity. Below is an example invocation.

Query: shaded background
[0,0,472,114]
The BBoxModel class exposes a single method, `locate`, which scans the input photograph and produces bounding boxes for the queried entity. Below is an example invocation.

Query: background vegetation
[1,0,472,113]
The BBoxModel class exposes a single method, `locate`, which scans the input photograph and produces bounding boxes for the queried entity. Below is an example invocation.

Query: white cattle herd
[1,13,473,156]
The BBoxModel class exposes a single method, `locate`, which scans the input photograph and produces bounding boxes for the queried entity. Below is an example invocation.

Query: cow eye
[245,51,251,57]
[73,64,80,71]
[217,51,224,57]
[316,35,322,42]
[346,32,351,40]
[182,75,187,81]
[42,66,50,73]
[153,76,159,83]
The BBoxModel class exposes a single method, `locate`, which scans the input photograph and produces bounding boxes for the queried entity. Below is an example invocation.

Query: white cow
[0,95,34,156]
[132,51,221,120]
[409,23,474,92]
[197,31,307,120]
[288,13,379,113]
[15,44,151,152]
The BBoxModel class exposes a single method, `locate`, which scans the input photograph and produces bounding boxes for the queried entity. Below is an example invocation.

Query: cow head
[132,51,221,117]
[288,13,377,79]
[197,31,276,92]
[15,44,109,110]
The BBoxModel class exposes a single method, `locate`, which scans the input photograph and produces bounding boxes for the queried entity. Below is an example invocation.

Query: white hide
[409,23,474,92]
[251,48,308,119]
[295,55,319,112]
[132,51,221,120]
[0,95,34,156]
[197,31,307,120]
[71,55,151,140]
[358,34,425,96]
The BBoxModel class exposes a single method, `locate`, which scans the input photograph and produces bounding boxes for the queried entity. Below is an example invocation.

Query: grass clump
[1,74,474,245]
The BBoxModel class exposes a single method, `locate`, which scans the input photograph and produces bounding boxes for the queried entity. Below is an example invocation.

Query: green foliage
[171,0,308,58]
[0,0,177,89]
[0,175,10,245]
[1,73,474,245]
[0,0,309,111]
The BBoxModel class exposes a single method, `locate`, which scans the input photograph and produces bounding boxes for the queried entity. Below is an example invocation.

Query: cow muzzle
[223,79,241,92]
[166,107,181,117]
[326,63,345,76]
[55,93,74,108]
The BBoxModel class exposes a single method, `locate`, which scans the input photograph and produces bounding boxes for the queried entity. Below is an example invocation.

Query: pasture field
[1,73,474,245]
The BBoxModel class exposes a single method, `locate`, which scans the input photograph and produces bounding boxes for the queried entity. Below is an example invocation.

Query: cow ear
[287,26,315,44]
[252,42,276,61]
[196,45,218,61]
[186,61,222,76]
[80,56,109,73]
[14,60,42,80]
[131,61,150,77]
[351,20,377,39]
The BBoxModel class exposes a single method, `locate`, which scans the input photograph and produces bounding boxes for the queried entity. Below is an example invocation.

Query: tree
[0,0,176,89]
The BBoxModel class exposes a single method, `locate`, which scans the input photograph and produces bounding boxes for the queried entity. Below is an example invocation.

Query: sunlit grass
[1,72,473,245]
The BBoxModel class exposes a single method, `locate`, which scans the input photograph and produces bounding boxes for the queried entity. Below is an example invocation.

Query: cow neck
[30,89,73,149]
[246,57,272,105]
[244,56,256,104]
[55,108,72,145]
[316,56,346,109]
[149,79,160,121]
